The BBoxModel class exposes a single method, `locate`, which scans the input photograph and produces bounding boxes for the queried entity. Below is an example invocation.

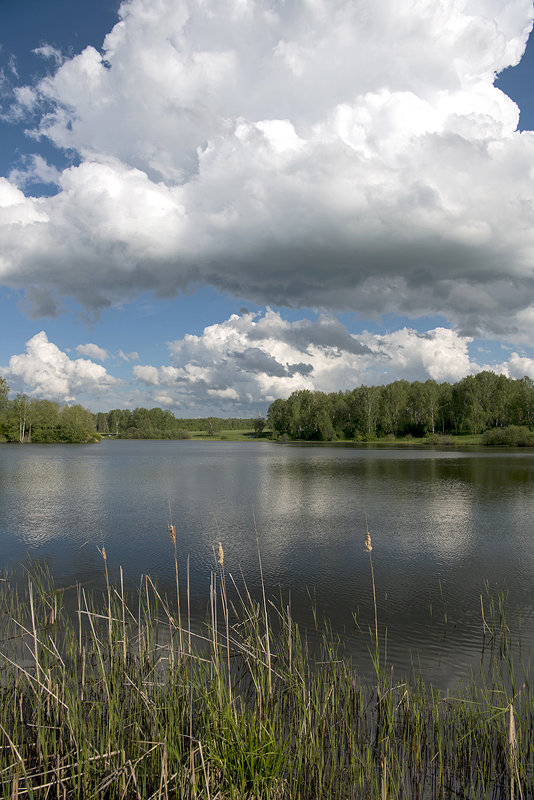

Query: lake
[1,439,534,687]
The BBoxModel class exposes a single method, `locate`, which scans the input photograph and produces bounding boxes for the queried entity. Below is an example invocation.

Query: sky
[1,0,534,417]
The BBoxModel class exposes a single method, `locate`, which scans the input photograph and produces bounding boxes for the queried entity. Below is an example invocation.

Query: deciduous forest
[2,371,534,444]
[267,372,534,443]
[93,408,257,439]
[0,378,256,442]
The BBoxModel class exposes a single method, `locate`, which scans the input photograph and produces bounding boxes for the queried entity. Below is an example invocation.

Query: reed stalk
[365,523,378,653]
[0,552,531,799]
[169,505,183,654]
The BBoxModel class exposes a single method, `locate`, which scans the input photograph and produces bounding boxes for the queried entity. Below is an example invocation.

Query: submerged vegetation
[1,535,533,799]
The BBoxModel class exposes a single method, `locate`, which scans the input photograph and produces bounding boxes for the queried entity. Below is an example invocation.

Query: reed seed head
[365,531,372,552]
[217,541,224,567]
[101,546,107,562]
[168,524,176,546]
[509,702,516,752]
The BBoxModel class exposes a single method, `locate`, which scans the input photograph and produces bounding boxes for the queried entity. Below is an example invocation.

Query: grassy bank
[365,433,485,446]
[272,432,486,446]
[185,429,268,441]
[0,549,532,799]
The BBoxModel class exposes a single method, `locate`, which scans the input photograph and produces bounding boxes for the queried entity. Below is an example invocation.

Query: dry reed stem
[82,588,110,703]
[120,565,127,663]
[28,581,40,687]
[197,740,211,800]
[0,650,68,710]
[3,750,124,797]
[254,510,272,698]
[365,523,379,652]
[509,701,520,800]
[214,535,232,707]
[187,554,192,656]
[168,503,183,654]
[480,594,494,639]
[381,754,387,800]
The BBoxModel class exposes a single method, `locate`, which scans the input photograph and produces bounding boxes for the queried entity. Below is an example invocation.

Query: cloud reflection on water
[1,441,534,687]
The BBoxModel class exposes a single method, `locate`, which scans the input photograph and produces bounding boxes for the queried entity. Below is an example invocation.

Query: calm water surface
[1,439,534,686]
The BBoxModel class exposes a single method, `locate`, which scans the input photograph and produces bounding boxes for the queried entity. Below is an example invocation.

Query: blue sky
[1,0,534,415]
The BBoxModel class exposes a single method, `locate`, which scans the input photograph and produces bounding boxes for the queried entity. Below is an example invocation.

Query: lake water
[1,439,534,687]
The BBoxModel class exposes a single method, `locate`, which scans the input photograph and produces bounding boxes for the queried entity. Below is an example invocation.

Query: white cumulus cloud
[495,351,534,378]
[2,313,533,414]
[0,0,532,338]
[76,342,109,361]
[131,309,495,414]
[1,332,120,403]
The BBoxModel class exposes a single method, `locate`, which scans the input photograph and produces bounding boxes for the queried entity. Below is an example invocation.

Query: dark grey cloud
[234,347,313,377]
[249,315,371,356]
[19,286,62,319]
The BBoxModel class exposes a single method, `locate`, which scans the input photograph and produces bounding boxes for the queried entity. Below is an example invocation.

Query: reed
[0,551,532,798]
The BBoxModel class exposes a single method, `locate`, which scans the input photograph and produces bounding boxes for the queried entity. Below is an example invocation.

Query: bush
[482,425,534,447]
[425,434,455,446]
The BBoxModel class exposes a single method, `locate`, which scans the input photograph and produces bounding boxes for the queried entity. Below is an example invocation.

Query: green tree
[130,408,154,438]
[14,393,30,442]
[0,377,8,409]
[0,378,9,438]
[438,381,454,434]
[28,399,60,442]
[94,412,110,434]
[453,375,485,434]
[268,398,290,437]
[253,416,266,437]
[473,371,500,429]
[58,404,96,443]
[328,392,350,438]
[517,376,534,430]
[380,380,409,435]
[350,385,380,436]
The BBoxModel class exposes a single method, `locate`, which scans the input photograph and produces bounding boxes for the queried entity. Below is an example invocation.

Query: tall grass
[0,549,532,798]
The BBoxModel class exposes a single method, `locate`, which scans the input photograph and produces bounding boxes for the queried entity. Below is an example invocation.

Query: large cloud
[131,309,503,414]
[3,313,534,413]
[1,331,120,403]
[1,0,534,336]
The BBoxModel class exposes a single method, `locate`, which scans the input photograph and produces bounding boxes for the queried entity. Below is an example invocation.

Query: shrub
[482,425,534,447]
[425,433,455,446]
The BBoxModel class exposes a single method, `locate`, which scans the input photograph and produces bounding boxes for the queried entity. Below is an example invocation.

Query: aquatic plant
[0,549,532,798]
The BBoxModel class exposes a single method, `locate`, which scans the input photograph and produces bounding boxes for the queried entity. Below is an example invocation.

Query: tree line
[3,371,534,445]
[267,372,534,441]
[0,378,97,443]
[0,379,258,442]
[93,408,258,438]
